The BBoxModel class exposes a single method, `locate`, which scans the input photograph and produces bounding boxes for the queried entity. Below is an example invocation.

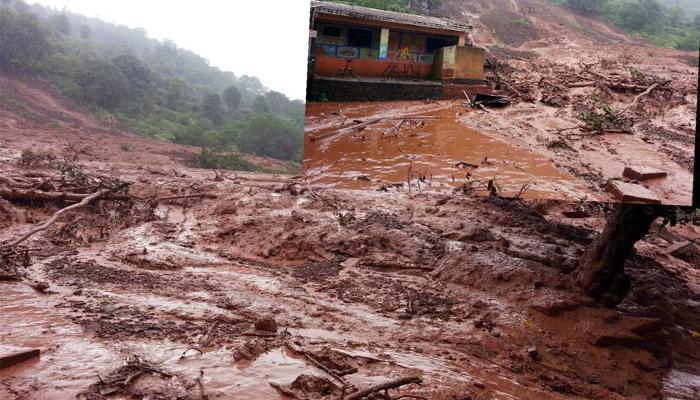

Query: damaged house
[308,0,486,101]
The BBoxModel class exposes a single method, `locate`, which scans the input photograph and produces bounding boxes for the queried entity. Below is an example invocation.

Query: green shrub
[195,148,261,172]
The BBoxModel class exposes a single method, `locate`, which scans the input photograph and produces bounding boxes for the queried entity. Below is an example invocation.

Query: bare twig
[284,343,348,387]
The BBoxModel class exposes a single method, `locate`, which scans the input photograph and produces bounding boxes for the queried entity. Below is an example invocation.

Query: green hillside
[0,0,304,167]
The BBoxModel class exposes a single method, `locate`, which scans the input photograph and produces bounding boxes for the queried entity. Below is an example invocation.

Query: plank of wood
[0,349,40,370]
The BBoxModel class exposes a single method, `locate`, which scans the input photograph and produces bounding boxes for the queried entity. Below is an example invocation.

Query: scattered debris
[346,376,423,400]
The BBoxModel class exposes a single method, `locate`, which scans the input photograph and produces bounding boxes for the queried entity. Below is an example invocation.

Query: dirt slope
[445,0,643,50]
[1,71,700,399]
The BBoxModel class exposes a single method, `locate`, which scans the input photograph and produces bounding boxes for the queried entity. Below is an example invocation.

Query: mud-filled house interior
[307,0,486,100]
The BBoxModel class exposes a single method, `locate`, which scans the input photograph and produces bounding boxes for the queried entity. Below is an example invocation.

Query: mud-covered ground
[305,51,695,206]
[2,120,700,399]
[306,0,696,205]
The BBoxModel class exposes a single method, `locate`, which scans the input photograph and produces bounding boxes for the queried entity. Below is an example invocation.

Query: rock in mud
[29,281,50,293]
[592,333,644,348]
[562,210,591,219]
[529,296,582,317]
[527,346,541,362]
[462,227,497,243]
[667,241,700,264]
[622,166,668,181]
[254,317,278,333]
[605,180,661,204]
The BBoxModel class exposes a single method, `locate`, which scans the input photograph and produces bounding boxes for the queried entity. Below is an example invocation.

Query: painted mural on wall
[338,47,359,58]
[317,24,347,46]
[314,22,449,65]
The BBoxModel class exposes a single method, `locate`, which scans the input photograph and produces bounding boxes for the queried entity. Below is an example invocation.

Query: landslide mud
[1,63,700,399]
[2,139,700,399]
[304,102,601,201]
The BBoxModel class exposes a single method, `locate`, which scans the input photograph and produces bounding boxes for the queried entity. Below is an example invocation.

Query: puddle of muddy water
[662,370,700,399]
[304,102,598,201]
[0,283,121,399]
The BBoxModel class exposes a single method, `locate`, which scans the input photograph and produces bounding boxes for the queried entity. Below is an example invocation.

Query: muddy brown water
[304,102,600,201]
[0,280,336,400]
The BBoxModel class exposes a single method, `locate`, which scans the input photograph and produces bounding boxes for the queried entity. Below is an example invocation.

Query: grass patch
[512,18,532,26]
[196,148,265,172]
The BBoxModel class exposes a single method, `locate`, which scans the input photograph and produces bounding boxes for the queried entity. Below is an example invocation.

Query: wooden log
[0,187,130,203]
[310,118,382,142]
[0,349,40,370]
[346,376,422,400]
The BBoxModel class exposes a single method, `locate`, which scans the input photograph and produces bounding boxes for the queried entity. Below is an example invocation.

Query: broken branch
[346,376,422,400]
[620,83,659,115]
[7,188,113,247]
[0,187,131,204]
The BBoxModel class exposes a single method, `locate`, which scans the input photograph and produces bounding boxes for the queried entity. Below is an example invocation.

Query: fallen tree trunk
[567,81,661,92]
[0,187,131,203]
[345,376,422,400]
[310,118,382,142]
[7,188,114,247]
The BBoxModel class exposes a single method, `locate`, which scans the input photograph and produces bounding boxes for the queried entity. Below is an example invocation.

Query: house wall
[312,15,462,80]
[314,55,433,79]
[432,46,485,83]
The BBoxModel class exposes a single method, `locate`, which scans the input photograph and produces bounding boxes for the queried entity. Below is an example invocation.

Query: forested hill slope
[0,0,304,165]
[657,0,700,18]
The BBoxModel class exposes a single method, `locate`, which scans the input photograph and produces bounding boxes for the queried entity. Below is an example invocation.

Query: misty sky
[28,0,310,100]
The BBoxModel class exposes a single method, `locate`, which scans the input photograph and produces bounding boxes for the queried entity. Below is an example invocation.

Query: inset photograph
[305,0,697,205]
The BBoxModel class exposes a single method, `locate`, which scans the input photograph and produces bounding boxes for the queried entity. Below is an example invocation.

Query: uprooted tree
[577,203,699,306]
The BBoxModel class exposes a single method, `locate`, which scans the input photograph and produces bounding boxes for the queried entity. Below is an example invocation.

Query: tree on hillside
[329,0,411,13]
[79,24,91,40]
[48,13,70,35]
[223,85,242,114]
[166,77,190,111]
[577,204,699,306]
[0,7,50,72]
[72,57,128,109]
[240,114,303,161]
[566,0,608,14]
[252,95,270,114]
[667,6,684,27]
[113,54,154,100]
[265,91,290,114]
[202,94,223,124]
[606,0,664,31]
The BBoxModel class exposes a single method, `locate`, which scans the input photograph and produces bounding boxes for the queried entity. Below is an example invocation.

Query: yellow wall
[432,46,484,83]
